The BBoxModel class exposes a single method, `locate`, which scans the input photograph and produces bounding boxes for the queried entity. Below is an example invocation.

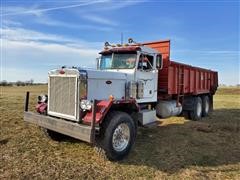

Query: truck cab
[97,44,162,103]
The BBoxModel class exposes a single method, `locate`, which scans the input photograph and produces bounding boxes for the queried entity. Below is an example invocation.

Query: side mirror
[156,54,163,69]
[96,57,100,70]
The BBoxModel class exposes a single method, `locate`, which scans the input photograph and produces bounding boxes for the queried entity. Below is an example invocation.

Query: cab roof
[99,45,159,55]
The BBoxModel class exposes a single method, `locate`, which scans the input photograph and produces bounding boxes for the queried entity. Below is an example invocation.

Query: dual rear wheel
[188,95,211,121]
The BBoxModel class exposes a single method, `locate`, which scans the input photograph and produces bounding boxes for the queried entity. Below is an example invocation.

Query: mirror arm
[96,57,100,69]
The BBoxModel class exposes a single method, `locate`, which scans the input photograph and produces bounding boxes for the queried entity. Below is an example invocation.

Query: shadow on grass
[0,138,9,145]
[120,108,240,173]
[41,108,240,173]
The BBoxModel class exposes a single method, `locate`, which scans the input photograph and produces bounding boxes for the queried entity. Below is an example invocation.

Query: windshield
[100,53,136,70]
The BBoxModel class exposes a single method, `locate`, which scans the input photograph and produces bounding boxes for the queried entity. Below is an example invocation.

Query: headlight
[38,94,48,103]
[80,100,92,110]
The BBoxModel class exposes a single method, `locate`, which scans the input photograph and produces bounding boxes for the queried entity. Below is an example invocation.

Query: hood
[86,69,127,80]
[85,69,127,101]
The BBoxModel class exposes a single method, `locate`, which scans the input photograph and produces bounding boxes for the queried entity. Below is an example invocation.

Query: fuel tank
[156,100,182,118]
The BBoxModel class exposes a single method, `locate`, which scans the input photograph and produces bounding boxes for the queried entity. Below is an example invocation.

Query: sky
[0,0,239,85]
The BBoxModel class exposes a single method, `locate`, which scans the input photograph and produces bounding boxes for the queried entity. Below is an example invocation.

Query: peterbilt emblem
[106,80,112,85]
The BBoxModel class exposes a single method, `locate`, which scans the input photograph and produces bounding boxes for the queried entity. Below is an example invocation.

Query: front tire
[97,111,136,161]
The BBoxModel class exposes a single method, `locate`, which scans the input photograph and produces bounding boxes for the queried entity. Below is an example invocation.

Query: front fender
[82,100,113,124]
[82,99,139,124]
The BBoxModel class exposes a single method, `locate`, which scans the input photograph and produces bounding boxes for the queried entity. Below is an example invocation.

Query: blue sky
[1,0,239,85]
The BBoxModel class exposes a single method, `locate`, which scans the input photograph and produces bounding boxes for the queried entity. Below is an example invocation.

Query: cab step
[138,109,156,126]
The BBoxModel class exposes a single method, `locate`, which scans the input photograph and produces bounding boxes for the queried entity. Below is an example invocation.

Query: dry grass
[0,86,240,179]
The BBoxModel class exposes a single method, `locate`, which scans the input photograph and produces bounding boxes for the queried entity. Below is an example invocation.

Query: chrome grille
[48,76,77,120]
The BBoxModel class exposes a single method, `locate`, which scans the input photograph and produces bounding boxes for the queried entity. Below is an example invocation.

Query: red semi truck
[24,39,218,160]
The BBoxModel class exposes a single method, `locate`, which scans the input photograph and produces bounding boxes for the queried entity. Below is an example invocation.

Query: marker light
[109,95,114,101]
[105,41,110,47]
[59,69,65,74]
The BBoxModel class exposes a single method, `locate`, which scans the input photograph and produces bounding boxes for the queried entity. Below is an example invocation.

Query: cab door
[136,53,158,102]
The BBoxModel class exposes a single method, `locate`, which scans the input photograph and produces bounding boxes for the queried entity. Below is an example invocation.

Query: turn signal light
[109,95,114,101]
[59,69,65,74]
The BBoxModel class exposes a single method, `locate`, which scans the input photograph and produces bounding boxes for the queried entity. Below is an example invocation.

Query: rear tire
[202,95,210,117]
[189,97,202,121]
[97,111,136,161]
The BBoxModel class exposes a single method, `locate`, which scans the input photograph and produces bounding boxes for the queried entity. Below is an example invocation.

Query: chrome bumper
[23,92,97,143]
[24,112,93,143]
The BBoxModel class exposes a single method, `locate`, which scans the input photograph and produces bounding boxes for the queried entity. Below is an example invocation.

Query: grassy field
[0,85,239,179]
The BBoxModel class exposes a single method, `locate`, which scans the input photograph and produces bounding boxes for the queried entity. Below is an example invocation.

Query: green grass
[0,86,240,179]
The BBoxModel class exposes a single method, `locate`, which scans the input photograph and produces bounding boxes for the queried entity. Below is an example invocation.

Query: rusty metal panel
[184,68,188,93]
[158,61,218,97]
[190,69,194,93]
[142,40,218,97]
[158,67,169,93]
[167,66,174,94]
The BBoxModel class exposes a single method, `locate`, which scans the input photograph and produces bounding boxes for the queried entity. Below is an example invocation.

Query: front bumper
[23,92,97,143]
[24,112,93,143]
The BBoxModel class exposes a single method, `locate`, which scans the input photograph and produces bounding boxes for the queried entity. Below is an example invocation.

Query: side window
[138,54,154,71]
[156,54,163,69]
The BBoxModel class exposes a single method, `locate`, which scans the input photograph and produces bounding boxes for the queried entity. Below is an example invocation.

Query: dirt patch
[190,122,213,133]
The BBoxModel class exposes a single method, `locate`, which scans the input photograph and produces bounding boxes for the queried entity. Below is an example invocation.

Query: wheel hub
[112,123,130,152]
[205,100,209,113]
[197,102,202,117]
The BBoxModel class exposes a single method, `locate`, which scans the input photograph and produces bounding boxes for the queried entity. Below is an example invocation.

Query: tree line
[0,79,46,86]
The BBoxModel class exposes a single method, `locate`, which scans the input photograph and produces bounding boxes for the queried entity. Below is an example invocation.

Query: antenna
[104,41,110,47]
[121,32,123,45]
